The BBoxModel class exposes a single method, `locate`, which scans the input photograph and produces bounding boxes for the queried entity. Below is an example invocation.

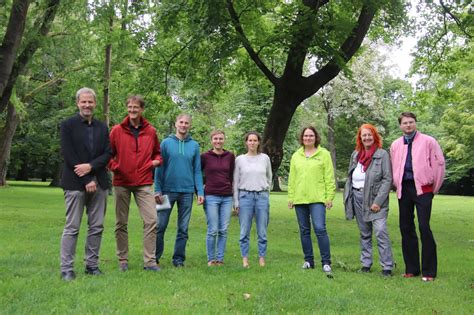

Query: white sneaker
[302,261,314,269]
[323,264,332,273]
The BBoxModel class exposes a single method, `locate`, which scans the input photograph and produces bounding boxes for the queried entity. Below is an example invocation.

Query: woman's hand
[325,201,333,209]
[288,202,293,209]
[370,203,381,213]
[233,207,239,216]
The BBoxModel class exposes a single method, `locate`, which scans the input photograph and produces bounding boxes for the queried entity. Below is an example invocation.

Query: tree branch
[0,0,61,113]
[163,38,194,95]
[0,0,30,103]
[226,0,278,85]
[283,7,319,79]
[304,3,376,98]
[302,0,329,10]
[440,0,473,39]
[24,64,95,101]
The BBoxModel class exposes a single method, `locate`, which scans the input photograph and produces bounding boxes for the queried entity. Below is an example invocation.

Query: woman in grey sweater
[343,124,394,277]
[233,132,272,268]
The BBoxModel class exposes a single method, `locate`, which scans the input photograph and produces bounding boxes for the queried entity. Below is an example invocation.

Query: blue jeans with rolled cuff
[238,190,269,258]
[204,195,233,262]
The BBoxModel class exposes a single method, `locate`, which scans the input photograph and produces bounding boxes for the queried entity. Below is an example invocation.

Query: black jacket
[60,114,111,191]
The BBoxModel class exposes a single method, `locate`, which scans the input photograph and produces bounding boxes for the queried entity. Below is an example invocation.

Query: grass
[0,181,473,314]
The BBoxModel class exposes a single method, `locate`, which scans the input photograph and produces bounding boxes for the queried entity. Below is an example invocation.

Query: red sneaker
[422,276,435,282]
[402,273,416,278]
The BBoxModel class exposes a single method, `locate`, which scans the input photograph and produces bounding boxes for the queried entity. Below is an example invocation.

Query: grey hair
[76,87,97,102]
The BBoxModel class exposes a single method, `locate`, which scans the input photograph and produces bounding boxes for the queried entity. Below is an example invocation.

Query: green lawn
[0,181,473,314]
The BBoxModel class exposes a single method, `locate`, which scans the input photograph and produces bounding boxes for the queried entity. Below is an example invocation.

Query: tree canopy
[0,0,472,194]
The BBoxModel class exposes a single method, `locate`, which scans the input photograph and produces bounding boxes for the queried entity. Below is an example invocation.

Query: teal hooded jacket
[287,146,336,205]
[154,134,204,196]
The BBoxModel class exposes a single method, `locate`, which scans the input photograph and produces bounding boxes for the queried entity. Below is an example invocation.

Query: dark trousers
[398,181,437,277]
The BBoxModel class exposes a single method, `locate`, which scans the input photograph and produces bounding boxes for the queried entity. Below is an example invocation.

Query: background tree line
[1,0,472,195]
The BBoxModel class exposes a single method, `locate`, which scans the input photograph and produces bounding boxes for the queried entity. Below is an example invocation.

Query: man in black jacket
[59,87,111,281]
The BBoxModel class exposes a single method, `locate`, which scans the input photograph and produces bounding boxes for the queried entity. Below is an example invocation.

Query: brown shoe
[207,260,216,267]
[215,261,224,266]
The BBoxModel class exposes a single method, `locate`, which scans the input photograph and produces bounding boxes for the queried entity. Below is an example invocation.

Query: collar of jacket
[119,116,149,132]
[353,148,384,161]
[296,146,322,158]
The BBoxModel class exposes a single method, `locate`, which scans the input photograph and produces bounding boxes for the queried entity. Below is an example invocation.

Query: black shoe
[382,270,392,277]
[360,266,371,273]
[85,266,103,276]
[144,265,161,271]
[60,271,76,281]
[173,262,185,268]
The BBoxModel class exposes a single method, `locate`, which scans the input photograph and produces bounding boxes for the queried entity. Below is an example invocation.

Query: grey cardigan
[343,148,392,221]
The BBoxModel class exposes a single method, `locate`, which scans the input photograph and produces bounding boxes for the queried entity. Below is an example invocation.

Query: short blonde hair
[210,130,225,139]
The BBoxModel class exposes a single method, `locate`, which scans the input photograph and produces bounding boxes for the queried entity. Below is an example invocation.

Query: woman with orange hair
[343,124,394,277]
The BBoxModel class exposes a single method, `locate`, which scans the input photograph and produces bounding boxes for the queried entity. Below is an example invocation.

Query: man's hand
[325,201,333,209]
[152,160,161,167]
[74,163,92,177]
[85,181,97,193]
[370,203,381,213]
[155,193,163,204]
[197,195,204,205]
[288,202,294,209]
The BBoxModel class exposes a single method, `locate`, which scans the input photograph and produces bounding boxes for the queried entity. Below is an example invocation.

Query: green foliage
[0,182,473,313]
[438,44,474,182]
[4,0,471,188]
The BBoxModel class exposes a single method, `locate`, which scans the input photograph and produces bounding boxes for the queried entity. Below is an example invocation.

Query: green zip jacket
[288,146,336,205]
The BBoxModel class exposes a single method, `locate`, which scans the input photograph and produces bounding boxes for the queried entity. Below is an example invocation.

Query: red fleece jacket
[109,116,162,186]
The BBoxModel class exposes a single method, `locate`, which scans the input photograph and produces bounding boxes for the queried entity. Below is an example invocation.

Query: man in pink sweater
[390,112,445,282]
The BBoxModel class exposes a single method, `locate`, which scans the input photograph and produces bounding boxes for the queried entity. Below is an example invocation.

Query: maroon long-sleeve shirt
[201,149,235,196]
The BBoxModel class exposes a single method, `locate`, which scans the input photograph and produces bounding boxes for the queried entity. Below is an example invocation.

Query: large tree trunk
[0,0,61,187]
[262,86,298,184]
[0,0,30,106]
[228,1,376,177]
[0,102,20,185]
[272,177,282,192]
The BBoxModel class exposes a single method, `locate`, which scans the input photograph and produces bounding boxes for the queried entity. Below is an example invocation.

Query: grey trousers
[352,189,394,270]
[60,187,107,272]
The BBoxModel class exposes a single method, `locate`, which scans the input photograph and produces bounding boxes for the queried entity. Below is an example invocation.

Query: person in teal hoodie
[287,126,336,277]
[154,113,204,267]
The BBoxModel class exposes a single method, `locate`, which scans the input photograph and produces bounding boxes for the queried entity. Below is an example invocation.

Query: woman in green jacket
[288,126,336,276]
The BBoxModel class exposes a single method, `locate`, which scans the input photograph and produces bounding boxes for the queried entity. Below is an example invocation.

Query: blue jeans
[238,190,269,258]
[295,203,331,265]
[204,195,233,262]
[156,192,193,266]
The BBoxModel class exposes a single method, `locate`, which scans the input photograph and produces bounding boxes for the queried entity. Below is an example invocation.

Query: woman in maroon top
[201,130,235,266]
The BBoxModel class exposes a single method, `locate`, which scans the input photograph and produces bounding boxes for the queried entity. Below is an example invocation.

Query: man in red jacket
[109,95,162,271]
